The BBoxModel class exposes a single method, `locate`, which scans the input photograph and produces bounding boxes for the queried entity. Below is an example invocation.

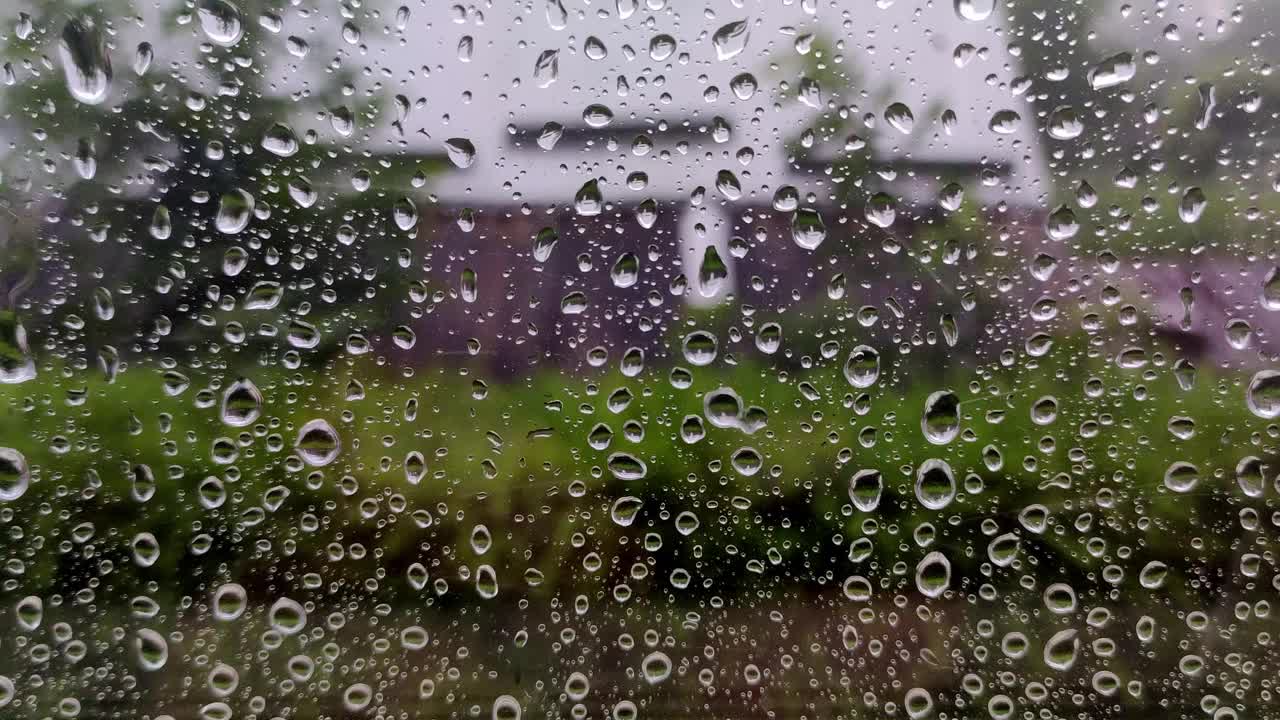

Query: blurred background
[0,0,1278,718]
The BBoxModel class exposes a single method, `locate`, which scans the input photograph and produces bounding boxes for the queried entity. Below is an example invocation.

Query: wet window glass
[0,0,1277,718]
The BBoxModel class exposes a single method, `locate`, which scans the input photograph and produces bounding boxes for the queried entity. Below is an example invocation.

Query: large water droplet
[791,208,827,250]
[1088,52,1135,90]
[843,345,880,388]
[0,448,29,502]
[884,102,915,134]
[136,629,169,671]
[215,189,255,235]
[1043,629,1079,671]
[59,18,112,105]
[269,597,307,634]
[954,0,995,22]
[444,138,476,168]
[915,551,951,598]
[533,49,559,87]
[197,0,245,46]
[697,246,728,297]
[295,419,340,466]
[922,391,961,445]
[261,122,299,157]
[1247,370,1280,419]
[915,459,956,510]
[712,19,750,61]
[212,583,247,621]
[642,651,672,683]
[848,469,883,512]
[1047,105,1083,139]
[221,378,262,427]
[0,313,35,385]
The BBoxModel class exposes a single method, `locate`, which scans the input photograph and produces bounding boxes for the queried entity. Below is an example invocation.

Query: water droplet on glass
[444,138,476,168]
[849,469,883,512]
[221,378,262,427]
[212,583,247,621]
[884,102,915,134]
[1046,105,1083,139]
[268,597,307,634]
[0,313,36,385]
[295,419,340,466]
[988,109,1021,134]
[215,189,255,235]
[915,551,951,598]
[791,208,827,250]
[533,49,559,87]
[261,122,299,157]
[1044,629,1080,671]
[954,0,995,22]
[915,459,956,510]
[1088,52,1136,90]
[59,18,112,105]
[712,19,750,61]
[197,0,245,46]
[922,391,960,445]
[0,448,30,502]
[135,628,169,671]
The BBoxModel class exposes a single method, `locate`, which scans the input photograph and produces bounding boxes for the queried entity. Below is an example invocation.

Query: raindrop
[533,49,559,87]
[1195,83,1216,130]
[212,583,247,621]
[915,459,956,510]
[791,208,827,250]
[545,0,567,30]
[1088,52,1136,90]
[197,0,245,46]
[649,34,676,61]
[642,651,672,683]
[849,469,883,512]
[1179,186,1206,223]
[922,391,961,445]
[915,552,951,598]
[445,138,477,168]
[1044,629,1080,671]
[261,123,299,157]
[574,180,604,216]
[712,19,750,61]
[584,36,608,60]
[682,331,718,366]
[393,196,419,231]
[476,565,499,598]
[1047,106,1083,139]
[954,0,995,22]
[0,448,29,502]
[865,193,897,228]
[843,346,880,388]
[611,497,643,526]
[215,189,255,235]
[268,597,307,634]
[697,246,728,297]
[610,253,639,288]
[1247,370,1280,419]
[885,103,915,134]
[59,18,112,105]
[493,695,522,720]
[135,629,169,671]
[15,595,42,631]
[988,109,1021,134]
[295,419,340,466]
[607,453,647,481]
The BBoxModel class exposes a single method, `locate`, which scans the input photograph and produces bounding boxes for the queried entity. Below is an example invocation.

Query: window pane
[0,1,1276,719]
